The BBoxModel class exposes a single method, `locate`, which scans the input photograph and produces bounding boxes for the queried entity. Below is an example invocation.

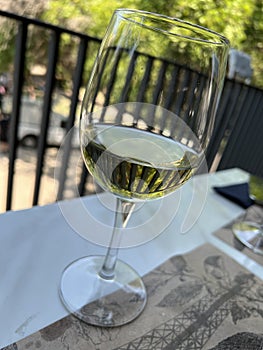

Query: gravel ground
[0,142,95,213]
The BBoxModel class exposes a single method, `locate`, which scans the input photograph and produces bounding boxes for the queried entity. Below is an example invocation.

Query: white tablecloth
[1,168,262,348]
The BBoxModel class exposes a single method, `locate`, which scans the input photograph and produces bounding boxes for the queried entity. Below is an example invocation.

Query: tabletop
[1,168,263,349]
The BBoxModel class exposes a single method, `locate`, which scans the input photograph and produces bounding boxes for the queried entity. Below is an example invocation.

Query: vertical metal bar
[89,46,110,116]
[163,64,179,110]
[173,68,190,117]
[206,80,240,169]
[114,51,138,124]
[119,51,138,103]
[206,80,232,168]
[136,56,153,103]
[147,60,168,132]
[103,48,122,109]
[184,71,199,125]
[169,68,191,139]
[96,47,123,123]
[33,30,60,206]
[6,21,28,211]
[57,37,88,200]
[133,56,153,127]
[151,60,167,105]
[78,163,89,196]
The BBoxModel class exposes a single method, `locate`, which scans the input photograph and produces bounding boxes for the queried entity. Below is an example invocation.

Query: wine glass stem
[99,197,135,280]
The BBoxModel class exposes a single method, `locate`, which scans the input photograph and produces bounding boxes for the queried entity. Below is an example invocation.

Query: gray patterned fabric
[209,332,263,350]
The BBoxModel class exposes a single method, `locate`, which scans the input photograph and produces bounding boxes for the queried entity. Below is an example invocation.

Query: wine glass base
[59,256,147,327]
[232,221,263,255]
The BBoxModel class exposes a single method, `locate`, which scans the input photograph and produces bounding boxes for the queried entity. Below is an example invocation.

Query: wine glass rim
[115,8,230,46]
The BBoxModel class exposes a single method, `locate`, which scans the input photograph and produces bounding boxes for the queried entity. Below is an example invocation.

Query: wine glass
[59,9,229,327]
[232,174,263,254]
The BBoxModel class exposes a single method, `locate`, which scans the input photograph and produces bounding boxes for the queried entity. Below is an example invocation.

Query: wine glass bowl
[232,221,263,255]
[232,175,263,255]
[81,103,204,201]
[60,9,230,327]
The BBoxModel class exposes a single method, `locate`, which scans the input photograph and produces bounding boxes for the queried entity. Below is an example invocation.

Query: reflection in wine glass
[59,9,230,327]
[233,175,263,255]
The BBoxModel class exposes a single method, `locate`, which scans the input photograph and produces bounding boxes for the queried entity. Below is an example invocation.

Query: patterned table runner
[2,243,263,350]
[214,204,263,266]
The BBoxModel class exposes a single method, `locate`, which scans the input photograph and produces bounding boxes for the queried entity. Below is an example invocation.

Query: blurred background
[1,0,262,88]
[0,0,262,212]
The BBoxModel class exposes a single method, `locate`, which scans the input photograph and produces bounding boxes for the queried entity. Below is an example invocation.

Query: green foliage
[41,0,263,88]
[243,0,263,86]
[0,0,262,87]
[0,18,16,72]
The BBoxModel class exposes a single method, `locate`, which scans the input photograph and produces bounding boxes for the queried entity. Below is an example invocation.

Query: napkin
[213,182,254,209]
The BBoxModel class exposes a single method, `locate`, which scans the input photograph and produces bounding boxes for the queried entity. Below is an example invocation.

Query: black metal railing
[0,10,101,211]
[216,82,263,177]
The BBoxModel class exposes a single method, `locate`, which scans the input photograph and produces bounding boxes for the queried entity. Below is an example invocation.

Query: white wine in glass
[60,9,230,327]
[82,123,200,200]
